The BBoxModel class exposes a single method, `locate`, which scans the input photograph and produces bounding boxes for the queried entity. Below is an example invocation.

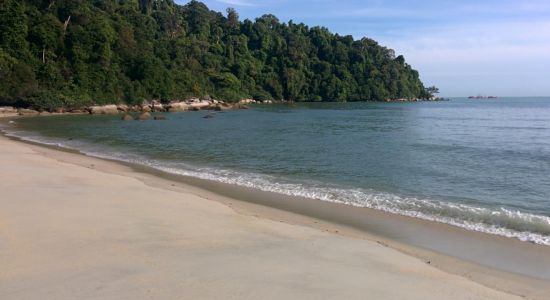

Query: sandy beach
[0,134,541,299]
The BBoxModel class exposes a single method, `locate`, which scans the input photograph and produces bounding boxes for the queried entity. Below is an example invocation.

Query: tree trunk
[63,15,71,34]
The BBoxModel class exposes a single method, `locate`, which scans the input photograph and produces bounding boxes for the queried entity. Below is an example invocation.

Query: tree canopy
[0,0,431,110]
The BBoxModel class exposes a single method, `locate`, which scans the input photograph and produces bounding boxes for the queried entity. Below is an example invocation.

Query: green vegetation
[0,0,432,110]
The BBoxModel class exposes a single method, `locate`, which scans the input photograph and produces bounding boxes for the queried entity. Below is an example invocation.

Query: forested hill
[0,0,431,110]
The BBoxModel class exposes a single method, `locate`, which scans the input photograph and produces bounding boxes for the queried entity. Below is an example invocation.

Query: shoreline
[0,98,447,118]
[1,127,549,298]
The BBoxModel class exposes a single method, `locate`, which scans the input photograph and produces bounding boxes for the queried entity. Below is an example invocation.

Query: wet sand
[0,134,547,299]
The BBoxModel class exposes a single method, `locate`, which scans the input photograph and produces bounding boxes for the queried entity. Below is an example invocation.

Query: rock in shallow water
[121,114,134,121]
[137,112,151,120]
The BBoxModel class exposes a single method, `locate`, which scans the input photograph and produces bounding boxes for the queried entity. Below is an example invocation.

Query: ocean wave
[4,127,550,246]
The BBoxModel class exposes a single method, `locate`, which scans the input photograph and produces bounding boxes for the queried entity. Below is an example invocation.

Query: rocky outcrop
[176,97,222,110]
[18,109,40,116]
[3,97,267,119]
[0,106,16,114]
[167,101,191,112]
[148,98,248,113]
[88,105,119,115]
[189,100,212,109]
[141,104,152,112]
[117,104,129,112]
[0,107,18,117]
[150,100,165,112]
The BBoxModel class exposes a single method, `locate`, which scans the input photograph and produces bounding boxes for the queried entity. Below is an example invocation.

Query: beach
[0,132,546,299]
[2,0,549,298]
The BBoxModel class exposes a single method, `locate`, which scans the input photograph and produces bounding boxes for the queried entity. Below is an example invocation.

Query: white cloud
[381,20,550,96]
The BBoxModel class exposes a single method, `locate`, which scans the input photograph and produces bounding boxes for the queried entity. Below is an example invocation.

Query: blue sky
[179,0,550,97]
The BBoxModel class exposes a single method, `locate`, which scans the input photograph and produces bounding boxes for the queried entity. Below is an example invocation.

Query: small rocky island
[468,95,498,99]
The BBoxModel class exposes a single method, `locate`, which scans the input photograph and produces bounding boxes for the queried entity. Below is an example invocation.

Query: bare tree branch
[63,15,71,34]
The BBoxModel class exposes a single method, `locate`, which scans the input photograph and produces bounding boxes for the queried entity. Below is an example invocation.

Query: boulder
[18,109,40,116]
[121,114,134,121]
[88,105,119,115]
[137,112,151,120]
[167,101,190,112]
[153,116,167,120]
[189,100,212,109]
[154,104,165,112]
[150,101,165,112]
[117,104,129,112]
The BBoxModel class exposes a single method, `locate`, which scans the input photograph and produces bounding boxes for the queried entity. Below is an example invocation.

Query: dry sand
[0,135,526,299]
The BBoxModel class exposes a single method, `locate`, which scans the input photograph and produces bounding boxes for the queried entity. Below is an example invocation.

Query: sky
[178,0,550,97]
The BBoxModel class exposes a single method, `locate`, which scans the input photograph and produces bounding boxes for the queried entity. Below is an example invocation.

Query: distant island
[0,0,437,112]
[468,95,498,99]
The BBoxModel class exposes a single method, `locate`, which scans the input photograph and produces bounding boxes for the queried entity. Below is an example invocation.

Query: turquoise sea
[5,97,550,245]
